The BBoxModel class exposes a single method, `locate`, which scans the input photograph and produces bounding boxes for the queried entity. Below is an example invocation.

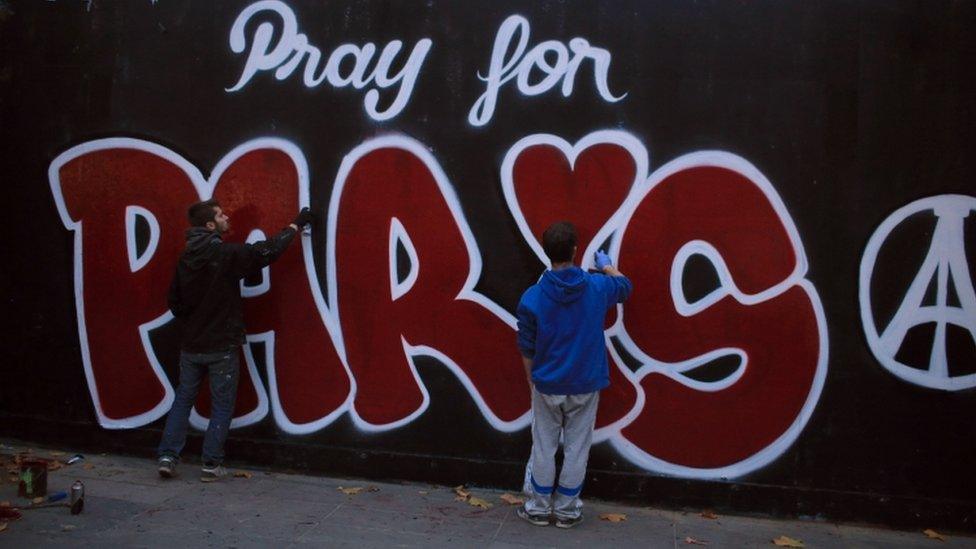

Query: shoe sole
[516,510,549,527]
[158,468,174,479]
[200,475,220,483]
[555,518,582,529]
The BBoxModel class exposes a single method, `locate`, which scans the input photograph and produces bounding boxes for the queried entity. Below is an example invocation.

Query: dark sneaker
[516,506,550,526]
[555,515,583,529]
[200,463,227,483]
[157,456,176,479]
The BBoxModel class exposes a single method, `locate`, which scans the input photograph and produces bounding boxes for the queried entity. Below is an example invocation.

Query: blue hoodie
[516,267,632,395]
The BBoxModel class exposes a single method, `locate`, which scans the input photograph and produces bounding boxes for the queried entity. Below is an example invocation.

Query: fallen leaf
[61,524,75,532]
[83,464,95,470]
[31,497,44,505]
[468,496,493,509]
[700,510,718,520]
[499,493,525,505]
[685,537,709,545]
[0,522,7,533]
[338,486,364,495]
[600,513,627,523]
[771,535,805,547]
[923,529,947,541]
[367,486,380,492]
[233,471,253,479]
[453,485,470,499]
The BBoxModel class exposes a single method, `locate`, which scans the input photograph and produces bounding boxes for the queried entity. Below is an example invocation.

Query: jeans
[157,348,240,465]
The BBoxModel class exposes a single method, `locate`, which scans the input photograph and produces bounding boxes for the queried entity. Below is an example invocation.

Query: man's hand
[291,207,315,228]
[594,249,625,277]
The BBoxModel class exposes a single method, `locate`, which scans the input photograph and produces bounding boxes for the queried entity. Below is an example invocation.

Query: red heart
[509,141,639,264]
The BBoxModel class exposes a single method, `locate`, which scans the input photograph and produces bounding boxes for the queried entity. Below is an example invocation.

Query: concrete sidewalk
[0,440,971,548]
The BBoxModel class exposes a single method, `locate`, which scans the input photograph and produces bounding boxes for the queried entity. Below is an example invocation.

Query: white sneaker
[157,456,177,479]
[200,463,227,483]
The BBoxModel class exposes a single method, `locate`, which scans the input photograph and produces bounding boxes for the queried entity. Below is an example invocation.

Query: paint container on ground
[18,459,47,498]
[70,480,85,515]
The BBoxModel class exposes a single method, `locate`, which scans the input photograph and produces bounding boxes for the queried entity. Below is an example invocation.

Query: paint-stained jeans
[522,387,599,520]
[157,349,240,465]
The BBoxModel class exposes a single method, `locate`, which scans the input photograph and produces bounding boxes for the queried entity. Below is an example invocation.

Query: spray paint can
[69,480,85,515]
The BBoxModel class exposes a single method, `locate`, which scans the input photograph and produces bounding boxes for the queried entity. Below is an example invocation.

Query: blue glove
[594,250,612,270]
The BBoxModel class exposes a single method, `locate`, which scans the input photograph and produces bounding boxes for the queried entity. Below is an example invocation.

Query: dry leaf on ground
[31,497,44,505]
[499,493,525,505]
[700,510,718,519]
[453,485,470,499]
[600,513,627,523]
[685,537,709,545]
[233,471,253,479]
[468,496,493,509]
[771,535,805,547]
[83,464,95,470]
[923,529,947,541]
[338,486,364,495]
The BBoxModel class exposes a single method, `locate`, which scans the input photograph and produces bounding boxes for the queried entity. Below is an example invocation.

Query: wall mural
[48,131,830,479]
[4,0,973,528]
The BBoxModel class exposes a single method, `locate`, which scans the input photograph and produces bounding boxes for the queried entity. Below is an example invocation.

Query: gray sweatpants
[522,387,599,519]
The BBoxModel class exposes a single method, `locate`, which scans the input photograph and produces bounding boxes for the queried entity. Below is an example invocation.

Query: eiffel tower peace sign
[860,194,976,391]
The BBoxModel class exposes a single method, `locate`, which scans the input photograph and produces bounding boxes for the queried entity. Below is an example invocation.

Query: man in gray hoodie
[157,199,313,482]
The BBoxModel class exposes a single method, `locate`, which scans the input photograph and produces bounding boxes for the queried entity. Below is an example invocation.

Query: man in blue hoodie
[515,221,632,528]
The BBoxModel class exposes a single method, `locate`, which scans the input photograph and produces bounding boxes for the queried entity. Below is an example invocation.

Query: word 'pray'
[226,0,432,121]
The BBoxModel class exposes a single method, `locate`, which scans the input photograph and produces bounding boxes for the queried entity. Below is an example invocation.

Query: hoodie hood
[182,227,222,270]
[540,266,587,304]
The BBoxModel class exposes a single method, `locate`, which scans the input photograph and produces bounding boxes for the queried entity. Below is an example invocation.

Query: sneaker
[157,456,177,479]
[516,506,550,527]
[554,515,583,529]
[200,463,227,483]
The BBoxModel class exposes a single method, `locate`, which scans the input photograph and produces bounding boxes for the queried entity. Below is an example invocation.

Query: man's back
[168,226,295,353]
[517,266,632,395]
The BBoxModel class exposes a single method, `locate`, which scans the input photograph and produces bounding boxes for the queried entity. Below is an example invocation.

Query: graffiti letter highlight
[611,152,828,478]
[330,136,531,431]
[49,140,206,428]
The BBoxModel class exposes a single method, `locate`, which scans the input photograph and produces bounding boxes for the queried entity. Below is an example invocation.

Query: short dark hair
[188,199,220,227]
[542,221,577,263]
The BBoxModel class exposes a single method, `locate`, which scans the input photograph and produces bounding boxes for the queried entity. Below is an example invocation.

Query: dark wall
[1,0,974,530]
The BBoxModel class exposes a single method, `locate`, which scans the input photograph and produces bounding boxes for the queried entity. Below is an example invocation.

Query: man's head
[187,199,230,234]
[542,221,577,264]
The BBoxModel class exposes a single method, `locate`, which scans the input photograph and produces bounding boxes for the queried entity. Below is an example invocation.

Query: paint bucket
[18,459,48,498]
